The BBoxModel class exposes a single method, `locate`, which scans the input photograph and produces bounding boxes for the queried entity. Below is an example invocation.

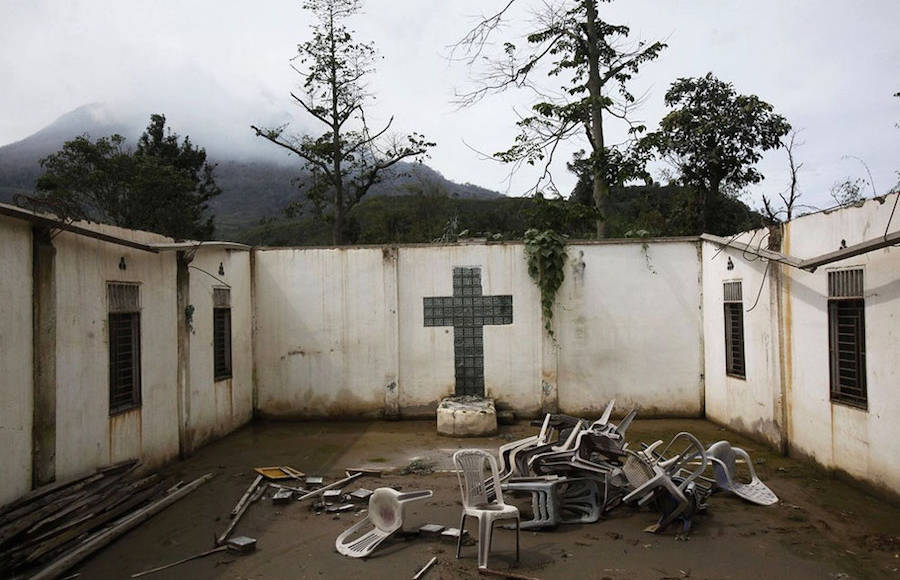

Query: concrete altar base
[436,396,498,437]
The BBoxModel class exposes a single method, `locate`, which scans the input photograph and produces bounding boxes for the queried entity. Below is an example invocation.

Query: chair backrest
[658,432,707,489]
[454,449,505,508]
[706,440,738,486]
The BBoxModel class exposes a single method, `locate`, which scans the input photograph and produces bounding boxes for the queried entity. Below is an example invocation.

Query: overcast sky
[2,0,898,212]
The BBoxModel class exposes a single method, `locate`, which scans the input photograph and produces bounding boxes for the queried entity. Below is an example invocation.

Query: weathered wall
[0,217,33,504]
[703,194,900,494]
[782,196,900,493]
[253,248,396,418]
[187,248,254,447]
[254,241,705,419]
[702,232,784,447]
[53,227,180,481]
[396,244,543,416]
[556,242,704,417]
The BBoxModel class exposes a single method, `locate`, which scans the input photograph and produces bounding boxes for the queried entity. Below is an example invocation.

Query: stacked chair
[491,401,775,534]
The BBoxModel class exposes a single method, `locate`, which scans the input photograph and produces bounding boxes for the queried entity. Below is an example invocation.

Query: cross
[423,267,514,397]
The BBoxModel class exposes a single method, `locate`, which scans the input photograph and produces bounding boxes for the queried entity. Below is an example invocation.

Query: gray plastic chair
[706,441,778,505]
[454,449,520,569]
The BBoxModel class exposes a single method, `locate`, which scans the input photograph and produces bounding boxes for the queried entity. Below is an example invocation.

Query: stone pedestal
[436,397,497,437]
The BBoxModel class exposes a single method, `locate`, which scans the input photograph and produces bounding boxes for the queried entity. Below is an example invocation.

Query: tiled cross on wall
[423,267,514,397]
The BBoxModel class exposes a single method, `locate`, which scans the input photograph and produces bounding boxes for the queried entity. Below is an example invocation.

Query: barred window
[828,269,867,409]
[108,283,141,414]
[213,288,232,381]
[723,281,745,379]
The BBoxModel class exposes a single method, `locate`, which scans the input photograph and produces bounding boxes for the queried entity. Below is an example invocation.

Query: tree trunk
[328,6,344,245]
[584,0,608,238]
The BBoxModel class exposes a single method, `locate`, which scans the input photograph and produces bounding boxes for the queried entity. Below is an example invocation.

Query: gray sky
[2,0,898,212]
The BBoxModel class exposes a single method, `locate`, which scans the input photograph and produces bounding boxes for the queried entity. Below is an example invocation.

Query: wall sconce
[218,262,225,276]
[840,239,847,249]
[118,256,127,271]
[726,257,734,271]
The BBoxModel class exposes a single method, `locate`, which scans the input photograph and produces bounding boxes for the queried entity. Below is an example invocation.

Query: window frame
[827,268,867,410]
[213,287,233,381]
[723,280,746,380]
[108,282,142,415]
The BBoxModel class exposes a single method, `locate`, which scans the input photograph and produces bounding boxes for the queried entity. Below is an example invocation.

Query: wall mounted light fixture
[727,257,734,271]
[218,262,225,276]
[118,256,127,271]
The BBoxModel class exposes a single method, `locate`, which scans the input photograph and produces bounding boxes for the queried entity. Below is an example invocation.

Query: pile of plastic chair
[494,401,778,534]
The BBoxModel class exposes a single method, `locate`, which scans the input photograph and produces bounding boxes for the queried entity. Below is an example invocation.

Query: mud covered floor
[74,419,900,579]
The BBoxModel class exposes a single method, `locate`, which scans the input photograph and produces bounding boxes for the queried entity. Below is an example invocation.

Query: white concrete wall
[53,227,180,481]
[702,194,900,493]
[397,244,544,416]
[187,248,253,447]
[701,232,784,447]
[253,248,396,418]
[254,241,705,419]
[0,216,33,504]
[558,241,704,417]
[782,195,900,493]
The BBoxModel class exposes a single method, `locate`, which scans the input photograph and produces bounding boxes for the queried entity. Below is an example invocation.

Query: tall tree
[252,0,433,245]
[454,0,666,237]
[642,73,791,232]
[30,114,220,239]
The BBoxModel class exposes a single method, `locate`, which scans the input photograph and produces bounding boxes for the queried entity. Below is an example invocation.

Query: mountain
[0,104,502,239]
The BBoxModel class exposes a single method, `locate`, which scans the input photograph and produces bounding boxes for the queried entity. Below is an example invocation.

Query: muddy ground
[73,419,900,580]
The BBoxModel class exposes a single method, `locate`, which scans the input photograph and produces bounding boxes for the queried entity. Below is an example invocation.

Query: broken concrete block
[227,536,257,553]
[349,488,373,501]
[272,489,294,504]
[419,523,445,537]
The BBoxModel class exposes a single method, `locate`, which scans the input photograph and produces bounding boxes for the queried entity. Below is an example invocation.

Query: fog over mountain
[0,103,502,238]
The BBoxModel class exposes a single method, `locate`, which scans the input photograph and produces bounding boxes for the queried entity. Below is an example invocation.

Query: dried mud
[72,419,900,579]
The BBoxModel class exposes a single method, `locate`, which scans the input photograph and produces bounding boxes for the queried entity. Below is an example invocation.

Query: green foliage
[31,114,220,239]
[237,179,767,247]
[252,0,433,245]
[524,229,567,336]
[642,73,790,232]
[458,0,665,235]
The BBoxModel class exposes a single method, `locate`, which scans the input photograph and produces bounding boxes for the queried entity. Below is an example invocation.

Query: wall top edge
[252,236,702,252]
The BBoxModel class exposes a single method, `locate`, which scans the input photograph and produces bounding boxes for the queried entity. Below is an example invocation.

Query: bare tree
[452,0,666,237]
[762,129,805,222]
[252,0,433,244]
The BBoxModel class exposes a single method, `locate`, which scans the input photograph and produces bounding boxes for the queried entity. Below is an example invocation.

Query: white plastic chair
[706,441,778,505]
[335,487,432,558]
[453,449,520,569]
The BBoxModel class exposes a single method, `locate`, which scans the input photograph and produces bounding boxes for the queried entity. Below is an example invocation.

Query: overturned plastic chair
[706,441,778,506]
[622,432,708,530]
[454,449,520,569]
[335,487,433,558]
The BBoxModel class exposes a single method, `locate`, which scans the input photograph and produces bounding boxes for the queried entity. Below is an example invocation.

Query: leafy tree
[454,0,666,237]
[31,114,220,239]
[252,0,433,245]
[642,73,791,233]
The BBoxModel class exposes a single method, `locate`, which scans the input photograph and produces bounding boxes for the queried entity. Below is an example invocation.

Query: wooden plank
[30,473,214,580]
[230,476,262,518]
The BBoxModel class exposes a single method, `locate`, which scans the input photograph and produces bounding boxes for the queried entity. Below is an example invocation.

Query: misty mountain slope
[0,104,502,238]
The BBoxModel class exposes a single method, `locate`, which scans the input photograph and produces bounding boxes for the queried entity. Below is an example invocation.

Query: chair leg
[478,516,489,569]
[456,512,466,559]
[515,515,520,563]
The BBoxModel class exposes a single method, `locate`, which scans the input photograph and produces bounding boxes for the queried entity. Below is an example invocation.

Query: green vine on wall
[524,229,568,337]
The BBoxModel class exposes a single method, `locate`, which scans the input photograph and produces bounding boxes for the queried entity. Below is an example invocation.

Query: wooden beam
[799,230,900,272]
